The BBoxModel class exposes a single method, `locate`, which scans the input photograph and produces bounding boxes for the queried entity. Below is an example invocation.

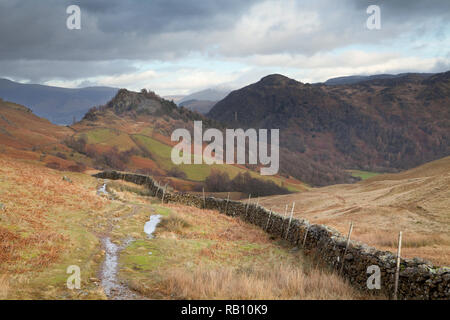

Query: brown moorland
[0,155,374,299]
[258,156,450,266]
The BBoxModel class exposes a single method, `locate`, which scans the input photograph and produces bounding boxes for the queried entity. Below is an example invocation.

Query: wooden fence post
[245,194,251,218]
[265,209,272,231]
[339,222,353,274]
[202,187,206,209]
[225,192,230,214]
[156,181,161,198]
[161,183,168,203]
[281,204,288,230]
[302,225,310,247]
[394,231,403,300]
[285,202,295,239]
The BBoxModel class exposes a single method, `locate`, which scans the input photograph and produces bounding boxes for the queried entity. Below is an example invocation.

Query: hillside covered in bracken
[208,71,450,186]
[69,89,305,194]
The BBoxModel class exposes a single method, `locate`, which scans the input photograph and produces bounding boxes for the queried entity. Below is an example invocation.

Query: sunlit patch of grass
[0,156,114,299]
[154,206,171,216]
[118,203,370,300]
[347,170,380,180]
[108,180,152,197]
[79,128,137,151]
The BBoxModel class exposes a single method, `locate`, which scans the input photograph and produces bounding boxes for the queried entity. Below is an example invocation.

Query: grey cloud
[0,0,258,61]
[1,0,447,62]
[0,60,137,82]
[0,0,448,83]
[216,0,450,57]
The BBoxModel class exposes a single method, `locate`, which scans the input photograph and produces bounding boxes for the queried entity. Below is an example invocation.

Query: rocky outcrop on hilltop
[82,88,221,128]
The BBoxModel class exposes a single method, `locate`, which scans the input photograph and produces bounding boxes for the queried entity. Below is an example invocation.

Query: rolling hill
[0,98,85,169]
[208,71,450,186]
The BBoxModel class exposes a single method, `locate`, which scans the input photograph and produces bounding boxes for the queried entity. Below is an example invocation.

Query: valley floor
[0,156,369,300]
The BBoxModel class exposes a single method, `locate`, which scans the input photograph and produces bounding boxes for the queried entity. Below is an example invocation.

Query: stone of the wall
[93,171,449,300]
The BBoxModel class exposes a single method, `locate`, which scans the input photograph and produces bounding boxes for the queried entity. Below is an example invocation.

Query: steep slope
[0,99,69,148]
[0,99,83,169]
[208,72,450,186]
[258,156,450,266]
[0,78,117,124]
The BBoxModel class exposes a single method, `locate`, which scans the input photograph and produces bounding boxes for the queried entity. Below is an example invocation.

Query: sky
[0,0,449,95]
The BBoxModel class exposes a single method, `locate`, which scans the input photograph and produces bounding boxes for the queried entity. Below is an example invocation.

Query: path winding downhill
[95,181,160,300]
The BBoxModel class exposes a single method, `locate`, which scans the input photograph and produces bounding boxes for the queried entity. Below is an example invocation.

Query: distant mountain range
[208,71,450,186]
[172,88,232,114]
[0,78,118,124]
[178,88,231,104]
[323,73,435,85]
[179,99,218,114]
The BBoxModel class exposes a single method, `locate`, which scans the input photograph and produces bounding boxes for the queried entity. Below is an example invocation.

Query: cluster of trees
[279,148,357,186]
[204,169,290,197]
[167,167,187,179]
[64,136,139,171]
[64,136,87,154]
[87,146,138,171]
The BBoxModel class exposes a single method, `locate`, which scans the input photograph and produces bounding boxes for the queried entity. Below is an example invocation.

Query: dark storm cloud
[80,0,259,33]
[0,0,259,61]
[0,0,448,83]
[0,0,448,61]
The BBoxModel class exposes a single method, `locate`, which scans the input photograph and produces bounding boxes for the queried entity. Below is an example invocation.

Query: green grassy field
[347,170,380,180]
[80,128,138,151]
[74,129,306,191]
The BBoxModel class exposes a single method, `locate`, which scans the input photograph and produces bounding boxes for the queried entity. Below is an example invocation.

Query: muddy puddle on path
[144,215,162,239]
[97,183,108,196]
[97,181,163,299]
[100,237,142,300]
[100,214,161,300]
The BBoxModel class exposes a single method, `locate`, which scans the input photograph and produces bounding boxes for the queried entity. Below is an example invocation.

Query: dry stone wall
[93,171,449,300]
